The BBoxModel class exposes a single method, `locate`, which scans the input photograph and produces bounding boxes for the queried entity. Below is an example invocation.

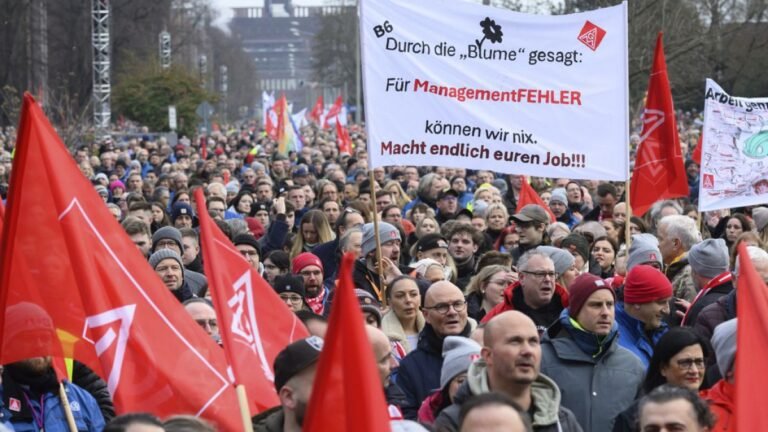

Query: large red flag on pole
[194,189,308,416]
[303,253,391,432]
[0,94,242,429]
[517,176,556,222]
[736,243,768,430]
[630,32,689,216]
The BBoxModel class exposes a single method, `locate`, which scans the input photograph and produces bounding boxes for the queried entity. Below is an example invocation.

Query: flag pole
[58,382,78,432]
[236,384,255,432]
[369,170,387,306]
[625,180,632,248]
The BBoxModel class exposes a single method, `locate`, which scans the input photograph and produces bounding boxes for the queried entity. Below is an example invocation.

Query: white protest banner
[699,79,768,211]
[360,0,629,181]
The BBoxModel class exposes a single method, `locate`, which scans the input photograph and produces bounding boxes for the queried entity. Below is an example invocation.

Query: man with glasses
[292,252,331,315]
[482,251,570,334]
[183,298,220,344]
[151,226,208,296]
[273,275,308,313]
[397,280,474,420]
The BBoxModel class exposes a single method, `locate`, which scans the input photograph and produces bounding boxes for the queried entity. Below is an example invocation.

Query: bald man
[435,311,582,432]
[397,281,476,420]
[365,325,407,414]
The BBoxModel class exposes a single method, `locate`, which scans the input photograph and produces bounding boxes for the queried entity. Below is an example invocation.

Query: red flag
[303,253,391,432]
[630,32,688,216]
[194,189,308,414]
[692,133,702,165]
[736,243,768,430]
[0,94,242,429]
[309,95,324,124]
[517,176,556,222]
[0,199,4,235]
[336,117,352,155]
[323,96,343,129]
[265,108,277,139]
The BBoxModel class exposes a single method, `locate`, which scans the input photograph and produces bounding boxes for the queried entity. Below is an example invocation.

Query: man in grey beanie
[151,225,208,296]
[701,319,736,431]
[549,190,578,229]
[626,233,663,272]
[682,238,732,326]
[149,249,195,303]
[352,222,403,302]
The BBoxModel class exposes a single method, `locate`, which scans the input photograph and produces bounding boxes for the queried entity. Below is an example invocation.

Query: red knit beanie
[624,265,673,304]
[568,273,614,317]
[292,252,323,274]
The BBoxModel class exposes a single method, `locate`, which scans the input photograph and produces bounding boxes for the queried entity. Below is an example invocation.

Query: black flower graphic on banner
[476,17,503,49]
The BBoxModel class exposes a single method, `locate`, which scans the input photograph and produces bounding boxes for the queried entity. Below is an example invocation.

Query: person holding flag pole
[369,170,388,307]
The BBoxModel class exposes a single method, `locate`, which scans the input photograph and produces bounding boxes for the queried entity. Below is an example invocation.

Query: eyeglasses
[423,300,467,314]
[676,358,706,370]
[522,271,556,279]
[279,294,304,304]
[195,319,218,329]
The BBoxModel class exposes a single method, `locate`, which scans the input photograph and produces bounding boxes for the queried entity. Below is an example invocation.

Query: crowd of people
[0,107,753,431]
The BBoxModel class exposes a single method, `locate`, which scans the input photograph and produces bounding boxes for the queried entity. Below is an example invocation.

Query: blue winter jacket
[614,302,669,368]
[1,381,105,432]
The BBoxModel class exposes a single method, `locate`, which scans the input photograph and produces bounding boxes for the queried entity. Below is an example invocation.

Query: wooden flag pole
[625,179,632,248]
[236,384,255,432]
[58,382,78,432]
[369,170,387,306]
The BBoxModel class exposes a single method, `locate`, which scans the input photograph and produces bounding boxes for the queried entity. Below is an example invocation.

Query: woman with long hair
[613,327,709,432]
[591,236,618,278]
[384,180,412,208]
[380,276,424,356]
[227,190,254,219]
[149,201,171,233]
[290,210,335,259]
[464,264,515,322]
[721,213,752,249]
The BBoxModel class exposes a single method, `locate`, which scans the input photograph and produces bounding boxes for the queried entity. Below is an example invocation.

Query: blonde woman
[290,210,335,259]
[485,203,509,245]
[464,265,515,322]
[385,180,412,208]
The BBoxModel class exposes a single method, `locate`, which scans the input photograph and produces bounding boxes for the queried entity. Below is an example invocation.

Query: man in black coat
[682,239,732,326]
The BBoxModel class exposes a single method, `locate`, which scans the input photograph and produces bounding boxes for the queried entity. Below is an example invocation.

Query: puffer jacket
[541,310,644,432]
[694,290,736,343]
[434,358,583,432]
[615,302,669,368]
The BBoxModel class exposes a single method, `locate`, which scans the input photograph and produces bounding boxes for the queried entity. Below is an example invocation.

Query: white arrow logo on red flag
[227,270,275,382]
[82,304,136,394]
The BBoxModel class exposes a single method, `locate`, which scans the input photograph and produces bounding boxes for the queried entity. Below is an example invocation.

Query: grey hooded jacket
[434,358,583,432]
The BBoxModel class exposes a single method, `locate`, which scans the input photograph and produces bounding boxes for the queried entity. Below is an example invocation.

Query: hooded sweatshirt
[434,358,583,432]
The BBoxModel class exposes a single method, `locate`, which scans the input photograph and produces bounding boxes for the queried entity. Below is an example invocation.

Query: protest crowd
[0,2,765,432]
[0,96,752,432]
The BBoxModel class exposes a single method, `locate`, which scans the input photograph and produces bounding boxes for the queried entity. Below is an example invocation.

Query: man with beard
[353,222,403,302]
[398,281,474,420]
[253,337,323,432]
[292,253,332,316]
[2,357,105,430]
[434,311,582,432]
